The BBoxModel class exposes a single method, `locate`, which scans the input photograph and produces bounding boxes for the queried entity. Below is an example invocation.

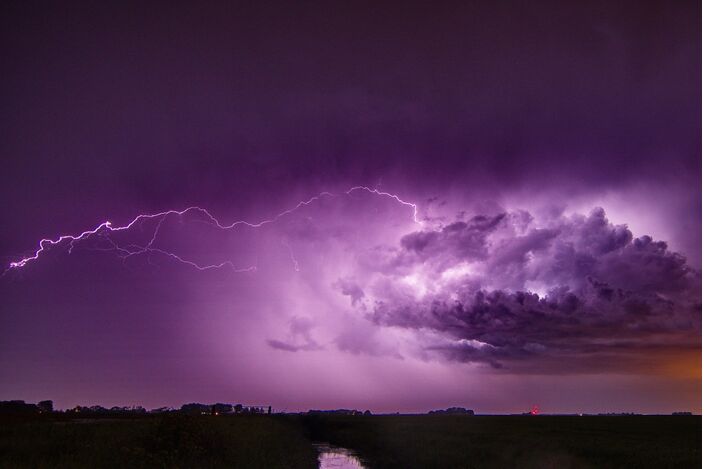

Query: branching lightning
[345,186,421,224]
[5,186,420,274]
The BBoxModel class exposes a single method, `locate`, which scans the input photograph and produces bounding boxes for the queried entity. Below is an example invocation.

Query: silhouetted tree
[181,403,210,415]
[212,403,233,414]
[37,400,53,413]
[0,400,39,415]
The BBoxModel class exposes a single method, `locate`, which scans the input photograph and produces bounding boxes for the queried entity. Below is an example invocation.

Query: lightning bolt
[345,186,421,224]
[4,186,421,274]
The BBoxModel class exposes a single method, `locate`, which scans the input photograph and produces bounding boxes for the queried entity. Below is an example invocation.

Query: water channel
[314,443,366,469]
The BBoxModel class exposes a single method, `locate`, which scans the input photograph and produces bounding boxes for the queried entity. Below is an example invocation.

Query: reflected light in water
[315,444,366,469]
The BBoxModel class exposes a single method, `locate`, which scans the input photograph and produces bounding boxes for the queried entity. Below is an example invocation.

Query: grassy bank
[0,414,318,468]
[301,414,701,469]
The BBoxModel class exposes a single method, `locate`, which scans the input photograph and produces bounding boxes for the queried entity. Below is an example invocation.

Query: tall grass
[0,415,318,468]
[301,414,701,469]
[1,414,699,468]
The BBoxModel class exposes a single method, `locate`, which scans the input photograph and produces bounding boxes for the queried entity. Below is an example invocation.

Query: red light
[530,405,539,415]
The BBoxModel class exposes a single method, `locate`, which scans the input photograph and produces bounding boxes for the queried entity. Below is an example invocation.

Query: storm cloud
[357,207,700,372]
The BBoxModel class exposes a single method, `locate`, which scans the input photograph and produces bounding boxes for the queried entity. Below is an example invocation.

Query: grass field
[0,414,700,468]
[301,414,701,469]
[0,414,318,468]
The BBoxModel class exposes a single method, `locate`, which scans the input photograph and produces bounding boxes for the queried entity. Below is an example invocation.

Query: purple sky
[1,1,700,413]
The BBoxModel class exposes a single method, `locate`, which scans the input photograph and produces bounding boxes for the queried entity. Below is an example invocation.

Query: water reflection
[315,443,366,469]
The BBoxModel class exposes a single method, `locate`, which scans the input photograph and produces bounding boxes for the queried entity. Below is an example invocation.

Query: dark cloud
[267,317,322,353]
[266,339,321,353]
[334,278,365,306]
[402,215,504,257]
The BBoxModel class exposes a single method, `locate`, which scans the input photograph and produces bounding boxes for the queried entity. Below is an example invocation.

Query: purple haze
[0,1,700,414]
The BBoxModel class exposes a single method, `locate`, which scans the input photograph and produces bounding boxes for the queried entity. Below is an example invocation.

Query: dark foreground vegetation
[0,414,317,468]
[303,414,701,469]
[0,413,699,468]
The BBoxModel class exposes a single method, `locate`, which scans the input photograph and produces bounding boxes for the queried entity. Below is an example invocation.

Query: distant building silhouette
[150,407,175,413]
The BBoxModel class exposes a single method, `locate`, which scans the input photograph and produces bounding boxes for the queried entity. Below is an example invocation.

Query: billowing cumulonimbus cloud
[350,207,700,372]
